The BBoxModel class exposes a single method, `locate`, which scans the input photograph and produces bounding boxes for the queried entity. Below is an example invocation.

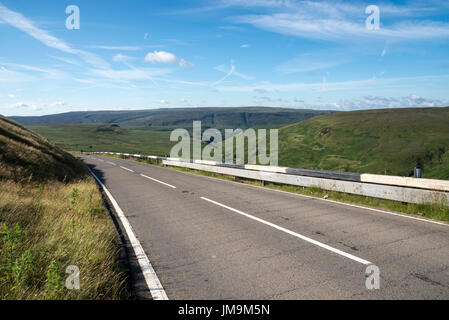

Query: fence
[86,152,449,206]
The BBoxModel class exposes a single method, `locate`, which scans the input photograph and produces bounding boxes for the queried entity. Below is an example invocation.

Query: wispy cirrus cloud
[214,63,254,84]
[216,74,449,93]
[275,52,349,74]
[222,0,449,42]
[90,67,172,81]
[112,54,132,62]
[0,62,68,82]
[89,45,144,51]
[0,3,110,69]
[232,14,449,41]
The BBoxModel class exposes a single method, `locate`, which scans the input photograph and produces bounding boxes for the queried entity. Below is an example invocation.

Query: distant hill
[11,107,333,128]
[278,107,449,179]
[0,115,87,182]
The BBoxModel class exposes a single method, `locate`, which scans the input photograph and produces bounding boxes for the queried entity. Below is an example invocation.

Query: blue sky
[1,0,449,116]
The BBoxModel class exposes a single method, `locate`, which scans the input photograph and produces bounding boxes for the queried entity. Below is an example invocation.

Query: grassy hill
[0,115,88,182]
[27,124,177,156]
[11,107,332,128]
[23,107,331,156]
[0,115,127,299]
[279,107,449,179]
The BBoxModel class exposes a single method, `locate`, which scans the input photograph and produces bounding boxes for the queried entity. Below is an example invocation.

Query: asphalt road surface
[81,155,449,300]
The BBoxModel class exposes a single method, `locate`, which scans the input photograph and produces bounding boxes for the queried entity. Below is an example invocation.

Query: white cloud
[113,54,131,62]
[179,58,194,68]
[240,43,250,48]
[0,66,34,82]
[11,102,40,111]
[8,94,15,98]
[0,4,109,69]
[214,63,253,84]
[216,74,449,93]
[51,56,80,65]
[3,62,69,80]
[229,2,449,42]
[254,88,268,94]
[327,95,449,110]
[159,99,169,104]
[89,45,142,51]
[144,33,149,40]
[48,101,68,107]
[276,53,348,74]
[90,67,172,81]
[178,98,188,103]
[145,51,178,64]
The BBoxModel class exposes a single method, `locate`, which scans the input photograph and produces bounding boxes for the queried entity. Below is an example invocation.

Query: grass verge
[0,177,129,299]
[95,153,449,224]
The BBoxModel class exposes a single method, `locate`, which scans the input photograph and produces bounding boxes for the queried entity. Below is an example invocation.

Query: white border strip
[140,174,176,189]
[201,197,372,265]
[88,167,168,300]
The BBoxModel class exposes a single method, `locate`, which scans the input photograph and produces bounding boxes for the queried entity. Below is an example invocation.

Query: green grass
[30,107,449,181]
[96,153,449,224]
[278,107,449,179]
[0,116,129,299]
[28,124,176,156]
[0,179,129,299]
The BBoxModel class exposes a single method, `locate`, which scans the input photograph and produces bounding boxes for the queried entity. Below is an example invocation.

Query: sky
[1,0,449,116]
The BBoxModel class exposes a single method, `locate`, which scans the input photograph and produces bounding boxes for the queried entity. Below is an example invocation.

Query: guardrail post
[414,166,422,178]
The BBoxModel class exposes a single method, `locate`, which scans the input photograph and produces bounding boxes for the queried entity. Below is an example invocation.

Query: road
[81,155,449,299]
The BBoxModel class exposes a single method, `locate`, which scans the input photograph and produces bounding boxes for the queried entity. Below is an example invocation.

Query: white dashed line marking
[201,197,372,265]
[120,166,134,173]
[140,174,176,189]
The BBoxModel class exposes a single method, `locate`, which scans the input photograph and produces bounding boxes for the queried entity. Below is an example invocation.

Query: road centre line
[140,174,177,189]
[170,166,448,228]
[201,197,372,265]
[120,166,134,173]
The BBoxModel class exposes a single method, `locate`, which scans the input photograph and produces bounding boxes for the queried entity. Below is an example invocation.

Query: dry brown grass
[0,178,129,299]
[0,115,88,183]
[0,116,129,299]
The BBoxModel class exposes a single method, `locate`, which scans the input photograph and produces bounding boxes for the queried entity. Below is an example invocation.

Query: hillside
[278,107,449,179]
[0,115,127,299]
[11,107,333,128]
[28,124,174,156]
[0,115,87,182]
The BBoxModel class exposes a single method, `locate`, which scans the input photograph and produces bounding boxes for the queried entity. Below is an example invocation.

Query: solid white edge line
[88,167,168,300]
[140,174,176,189]
[120,166,134,173]
[201,196,372,265]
